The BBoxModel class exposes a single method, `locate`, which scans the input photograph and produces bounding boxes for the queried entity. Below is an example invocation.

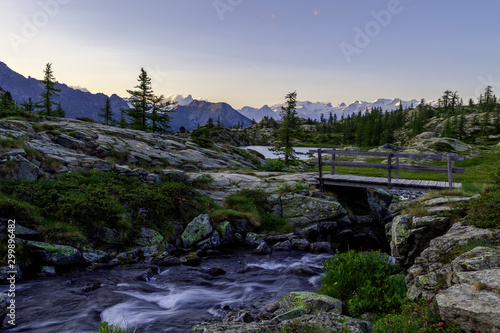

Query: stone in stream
[20,240,82,266]
[0,292,8,325]
[181,214,213,248]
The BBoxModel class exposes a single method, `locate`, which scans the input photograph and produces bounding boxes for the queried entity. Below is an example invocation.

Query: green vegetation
[122,68,175,134]
[93,322,137,333]
[0,170,211,248]
[270,91,302,165]
[372,298,460,333]
[436,239,500,264]
[318,250,406,317]
[467,185,500,228]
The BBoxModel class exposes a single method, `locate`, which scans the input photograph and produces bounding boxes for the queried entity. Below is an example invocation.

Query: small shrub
[372,298,460,333]
[224,189,270,227]
[318,250,406,317]
[261,159,287,172]
[76,116,98,123]
[93,322,136,333]
[436,239,499,264]
[467,185,500,228]
[259,213,293,233]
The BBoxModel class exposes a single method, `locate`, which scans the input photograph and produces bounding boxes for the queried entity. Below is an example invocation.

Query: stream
[3,250,332,333]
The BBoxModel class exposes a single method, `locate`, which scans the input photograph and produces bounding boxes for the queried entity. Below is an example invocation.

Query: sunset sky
[1,0,499,108]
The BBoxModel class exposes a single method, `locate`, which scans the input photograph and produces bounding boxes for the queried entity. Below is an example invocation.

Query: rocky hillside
[0,117,265,181]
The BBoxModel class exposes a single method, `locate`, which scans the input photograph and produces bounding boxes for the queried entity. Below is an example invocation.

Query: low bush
[93,322,137,333]
[318,250,406,317]
[260,159,287,172]
[467,185,500,228]
[372,298,460,333]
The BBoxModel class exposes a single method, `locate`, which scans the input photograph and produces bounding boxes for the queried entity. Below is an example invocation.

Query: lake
[241,146,320,160]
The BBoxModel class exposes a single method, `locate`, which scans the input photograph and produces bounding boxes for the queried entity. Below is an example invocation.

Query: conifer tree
[118,108,128,128]
[149,94,176,134]
[20,97,35,113]
[126,68,153,131]
[270,91,301,165]
[37,63,61,116]
[54,102,65,117]
[99,97,114,126]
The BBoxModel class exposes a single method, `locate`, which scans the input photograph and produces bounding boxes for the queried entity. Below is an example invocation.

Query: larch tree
[270,91,301,165]
[149,94,176,134]
[38,63,62,116]
[99,97,114,126]
[126,68,153,131]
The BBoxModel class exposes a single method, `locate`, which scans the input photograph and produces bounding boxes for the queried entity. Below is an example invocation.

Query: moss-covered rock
[274,291,342,318]
[280,193,347,227]
[181,214,213,248]
[135,227,164,247]
[21,240,82,266]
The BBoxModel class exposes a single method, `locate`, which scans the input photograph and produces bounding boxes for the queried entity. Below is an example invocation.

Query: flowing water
[3,250,332,333]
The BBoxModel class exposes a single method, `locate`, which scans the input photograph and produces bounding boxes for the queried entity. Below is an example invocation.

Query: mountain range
[0,61,433,130]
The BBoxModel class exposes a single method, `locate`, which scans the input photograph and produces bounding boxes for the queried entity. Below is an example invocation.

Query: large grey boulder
[389,214,450,267]
[406,223,500,301]
[21,240,82,266]
[436,283,500,333]
[279,193,347,227]
[181,214,213,248]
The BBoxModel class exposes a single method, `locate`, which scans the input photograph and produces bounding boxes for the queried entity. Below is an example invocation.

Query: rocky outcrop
[192,291,372,333]
[436,247,500,333]
[405,223,500,300]
[0,118,265,181]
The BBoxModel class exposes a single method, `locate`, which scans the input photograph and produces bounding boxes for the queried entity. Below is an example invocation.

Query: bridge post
[318,149,323,192]
[395,154,399,179]
[331,148,336,175]
[447,155,454,187]
[387,152,392,185]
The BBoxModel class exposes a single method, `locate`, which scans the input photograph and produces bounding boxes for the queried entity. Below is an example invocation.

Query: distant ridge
[0,61,129,120]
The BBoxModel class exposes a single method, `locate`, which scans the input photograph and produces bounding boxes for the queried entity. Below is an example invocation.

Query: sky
[1,0,500,109]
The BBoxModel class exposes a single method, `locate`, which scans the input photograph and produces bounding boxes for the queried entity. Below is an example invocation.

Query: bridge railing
[309,148,465,188]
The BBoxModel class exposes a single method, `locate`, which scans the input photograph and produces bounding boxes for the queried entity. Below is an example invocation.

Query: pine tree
[270,91,301,165]
[99,97,114,126]
[126,68,153,131]
[37,63,61,116]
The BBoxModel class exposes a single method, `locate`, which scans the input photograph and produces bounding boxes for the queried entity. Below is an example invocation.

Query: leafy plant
[318,250,406,317]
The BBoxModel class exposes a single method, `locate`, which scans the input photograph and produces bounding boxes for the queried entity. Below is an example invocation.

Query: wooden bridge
[309,148,465,191]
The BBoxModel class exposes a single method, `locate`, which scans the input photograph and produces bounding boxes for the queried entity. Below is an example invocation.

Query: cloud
[313,10,322,16]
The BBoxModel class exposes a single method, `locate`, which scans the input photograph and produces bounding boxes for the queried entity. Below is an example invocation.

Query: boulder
[436,284,500,333]
[0,265,21,284]
[181,214,213,248]
[291,238,311,251]
[82,248,110,263]
[22,240,82,266]
[135,227,164,247]
[219,221,234,245]
[272,240,292,252]
[280,193,347,227]
[310,242,332,254]
[390,214,450,267]
[0,292,8,325]
[274,292,342,319]
[252,242,272,255]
